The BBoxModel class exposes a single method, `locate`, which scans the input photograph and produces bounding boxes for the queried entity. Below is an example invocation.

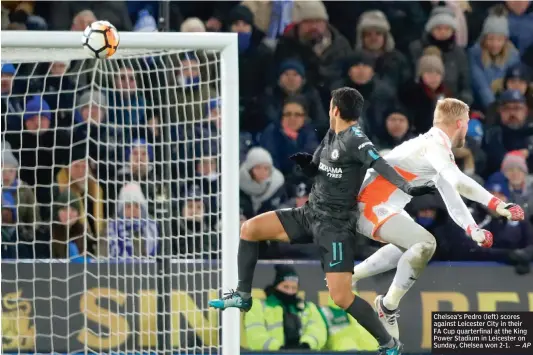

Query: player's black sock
[345,296,394,347]
[236,239,258,297]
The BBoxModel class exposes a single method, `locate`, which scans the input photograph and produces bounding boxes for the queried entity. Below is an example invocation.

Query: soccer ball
[82,21,119,59]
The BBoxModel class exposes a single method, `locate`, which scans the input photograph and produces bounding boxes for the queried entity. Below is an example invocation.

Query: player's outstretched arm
[435,174,493,248]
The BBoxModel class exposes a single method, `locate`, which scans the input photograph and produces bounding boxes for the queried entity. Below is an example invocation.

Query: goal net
[1,31,240,355]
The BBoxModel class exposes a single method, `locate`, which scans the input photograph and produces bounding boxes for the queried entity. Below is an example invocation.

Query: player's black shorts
[275,203,358,273]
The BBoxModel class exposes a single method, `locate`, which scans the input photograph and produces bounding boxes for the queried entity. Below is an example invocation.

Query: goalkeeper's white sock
[383,240,436,311]
[352,244,404,282]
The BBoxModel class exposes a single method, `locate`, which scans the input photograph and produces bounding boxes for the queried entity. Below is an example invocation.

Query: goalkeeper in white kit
[352,98,525,339]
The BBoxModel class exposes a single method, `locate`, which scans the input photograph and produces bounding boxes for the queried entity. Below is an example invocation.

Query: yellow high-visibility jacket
[318,298,379,352]
[244,295,327,351]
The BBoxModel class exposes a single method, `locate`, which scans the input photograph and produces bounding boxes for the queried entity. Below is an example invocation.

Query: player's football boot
[375,295,400,339]
[208,290,252,312]
[377,338,403,355]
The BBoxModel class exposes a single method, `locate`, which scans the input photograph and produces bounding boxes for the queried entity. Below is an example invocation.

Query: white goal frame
[1,31,241,355]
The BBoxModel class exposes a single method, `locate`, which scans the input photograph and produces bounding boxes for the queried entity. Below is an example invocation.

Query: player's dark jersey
[308,124,380,216]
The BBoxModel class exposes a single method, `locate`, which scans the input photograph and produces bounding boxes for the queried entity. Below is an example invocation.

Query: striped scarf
[267,0,294,39]
[107,218,159,258]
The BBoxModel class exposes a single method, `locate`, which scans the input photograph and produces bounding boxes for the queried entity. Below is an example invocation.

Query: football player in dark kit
[210,88,435,354]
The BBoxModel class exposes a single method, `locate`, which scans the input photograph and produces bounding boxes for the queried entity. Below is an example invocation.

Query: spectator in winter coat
[374,104,415,151]
[400,48,453,135]
[261,59,328,135]
[260,96,319,178]
[483,90,533,176]
[40,61,78,127]
[330,51,396,139]
[244,265,327,351]
[272,1,352,90]
[354,10,411,89]
[486,63,533,125]
[409,6,473,105]
[51,188,95,259]
[106,183,158,259]
[55,142,105,238]
[169,51,217,123]
[1,63,24,130]
[4,96,71,218]
[2,149,41,242]
[175,186,218,259]
[226,5,273,131]
[1,191,32,259]
[240,147,286,218]
[490,152,533,224]
[468,16,520,110]
[192,154,220,226]
[469,15,520,110]
[108,65,146,143]
[504,1,533,54]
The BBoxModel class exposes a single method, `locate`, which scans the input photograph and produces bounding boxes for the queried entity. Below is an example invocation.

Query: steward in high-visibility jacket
[318,295,379,351]
[244,265,327,351]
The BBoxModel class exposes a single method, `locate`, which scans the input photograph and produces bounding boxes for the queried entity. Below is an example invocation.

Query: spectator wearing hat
[260,59,328,135]
[354,10,411,89]
[226,5,273,131]
[1,191,33,259]
[500,151,533,223]
[240,147,286,218]
[244,265,327,351]
[469,15,520,110]
[331,51,396,139]
[55,142,105,238]
[168,51,217,124]
[174,185,217,258]
[375,104,415,151]
[4,96,70,215]
[180,17,205,32]
[106,183,159,259]
[400,47,452,134]
[483,89,533,176]
[51,188,96,259]
[2,148,41,241]
[504,1,533,55]
[409,6,472,105]
[260,96,319,179]
[272,0,352,90]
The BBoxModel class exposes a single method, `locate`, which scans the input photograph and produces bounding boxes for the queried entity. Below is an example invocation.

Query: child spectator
[261,59,328,135]
[400,48,452,134]
[51,188,95,259]
[106,183,158,259]
[260,96,319,178]
[240,147,286,218]
[331,51,396,138]
[244,265,327,350]
[469,15,520,109]
[355,10,411,89]
[409,6,472,105]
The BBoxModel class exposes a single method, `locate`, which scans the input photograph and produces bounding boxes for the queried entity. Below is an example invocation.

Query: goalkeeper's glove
[466,225,493,248]
[289,152,318,177]
[487,197,525,221]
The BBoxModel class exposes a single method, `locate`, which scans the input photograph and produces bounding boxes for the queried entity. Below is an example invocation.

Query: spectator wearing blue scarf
[107,183,158,259]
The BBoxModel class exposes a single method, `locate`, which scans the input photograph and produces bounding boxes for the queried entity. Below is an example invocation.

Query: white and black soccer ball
[82,21,120,59]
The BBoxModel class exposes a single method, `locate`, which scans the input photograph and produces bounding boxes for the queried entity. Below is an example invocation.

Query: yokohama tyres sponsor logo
[319,162,343,178]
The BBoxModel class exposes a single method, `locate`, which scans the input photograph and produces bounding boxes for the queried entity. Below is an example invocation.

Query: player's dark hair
[331,87,364,122]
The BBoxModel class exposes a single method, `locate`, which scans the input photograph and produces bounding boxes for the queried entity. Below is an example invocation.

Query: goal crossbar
[1,30,241,355]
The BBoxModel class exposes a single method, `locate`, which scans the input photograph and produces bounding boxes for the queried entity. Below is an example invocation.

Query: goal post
[1,31,240,355]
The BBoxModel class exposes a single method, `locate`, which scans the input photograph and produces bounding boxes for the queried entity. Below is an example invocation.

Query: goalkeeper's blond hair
[433,98,470,126]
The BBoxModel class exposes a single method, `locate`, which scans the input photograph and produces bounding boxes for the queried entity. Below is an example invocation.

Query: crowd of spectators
[1,1,533,273]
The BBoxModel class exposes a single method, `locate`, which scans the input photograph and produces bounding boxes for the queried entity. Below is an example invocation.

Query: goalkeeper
[210,88,436,354]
